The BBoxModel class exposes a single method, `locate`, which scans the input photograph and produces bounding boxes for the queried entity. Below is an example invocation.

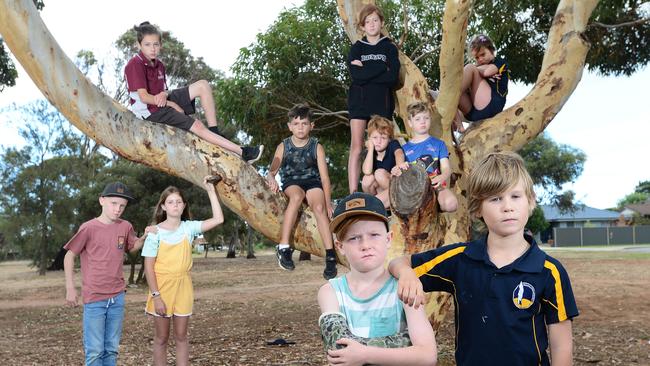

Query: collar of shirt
[463,234,546,273]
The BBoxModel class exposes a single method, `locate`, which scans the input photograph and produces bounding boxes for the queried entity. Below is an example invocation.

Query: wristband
[151,291,160,298]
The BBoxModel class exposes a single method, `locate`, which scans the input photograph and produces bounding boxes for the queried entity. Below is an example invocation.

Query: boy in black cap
[317,192,437,365]
[63,182,153,366]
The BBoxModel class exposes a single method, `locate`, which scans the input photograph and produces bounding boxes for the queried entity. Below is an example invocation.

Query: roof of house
[623,202,650,216]
[540,205,620,222]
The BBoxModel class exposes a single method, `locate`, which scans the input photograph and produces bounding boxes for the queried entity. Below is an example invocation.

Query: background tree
[617,180,650,208]
[519,132,587,210]
[0,100,105,274]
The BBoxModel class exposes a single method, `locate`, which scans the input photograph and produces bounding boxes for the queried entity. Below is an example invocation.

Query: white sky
[0,0,648,209]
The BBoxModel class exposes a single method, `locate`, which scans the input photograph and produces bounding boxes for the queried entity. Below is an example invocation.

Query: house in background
[621,200,650,221]
[539,205,620,243]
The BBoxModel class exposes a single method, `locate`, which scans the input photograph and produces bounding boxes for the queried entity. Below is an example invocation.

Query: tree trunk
[246,224,255,259]
[128,253,137,285]
[227,230,238,259]
[1,0,598,325]
[136,258,146,284]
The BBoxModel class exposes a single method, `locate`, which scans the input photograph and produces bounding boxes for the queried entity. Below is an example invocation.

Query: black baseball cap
[100,182,135,202]
[329,192,389,233]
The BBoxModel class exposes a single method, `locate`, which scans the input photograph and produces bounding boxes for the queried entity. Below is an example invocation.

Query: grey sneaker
[276,246,295,271]
[323,256,337,280]
[242,145,264,164]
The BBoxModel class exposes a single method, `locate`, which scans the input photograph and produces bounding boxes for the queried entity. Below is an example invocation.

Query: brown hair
[134,21,161,44]
[367,115,394,139]
[357,4,385,31]
[151,186,192,224]
[406,101,429,119]
[334,215,388,242]
[287,103,313,122]
[467,152,536,229]
[469,34,495,54]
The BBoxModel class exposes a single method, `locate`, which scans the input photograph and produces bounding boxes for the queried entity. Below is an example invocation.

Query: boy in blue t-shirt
[389,152,578,366]
[391,102,457,212]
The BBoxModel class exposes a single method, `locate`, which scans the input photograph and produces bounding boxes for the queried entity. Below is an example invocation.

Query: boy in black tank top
[266,104,337,279]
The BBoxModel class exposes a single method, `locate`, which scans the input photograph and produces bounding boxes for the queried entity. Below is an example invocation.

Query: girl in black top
[347,4,401,193]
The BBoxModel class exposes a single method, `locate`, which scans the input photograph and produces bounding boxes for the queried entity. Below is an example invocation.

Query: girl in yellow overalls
[142,177,224,366]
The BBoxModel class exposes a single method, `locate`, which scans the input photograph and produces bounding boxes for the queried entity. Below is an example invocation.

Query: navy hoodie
[347,36,400,120]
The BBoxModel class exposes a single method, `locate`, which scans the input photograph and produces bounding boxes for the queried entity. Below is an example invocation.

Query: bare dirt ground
[0,249,648,365]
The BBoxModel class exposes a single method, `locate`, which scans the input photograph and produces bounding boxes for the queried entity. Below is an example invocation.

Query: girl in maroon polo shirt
[125,22,263,164]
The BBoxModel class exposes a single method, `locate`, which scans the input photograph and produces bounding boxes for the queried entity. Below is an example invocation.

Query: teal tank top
[329,275,407,338]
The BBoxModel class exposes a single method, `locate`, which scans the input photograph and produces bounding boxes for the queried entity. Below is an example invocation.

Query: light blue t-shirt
[141,220,202,257]
[329,275,407,338]
[403,136,449,175]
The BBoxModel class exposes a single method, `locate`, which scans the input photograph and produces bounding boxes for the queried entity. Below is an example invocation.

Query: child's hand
[266,175,279,193]
[327,338,367,366]
[143,225,158,236]
[326,201,334,220]
[391,162,410,177]
[351,59,363,67]
[153,297,167,316]
[397,269,425,308]
[430,175,445,190]
[203,176,218,193]
[364,139,374,152]
[65,288,79,307]
[153,91,168,107]
[166,100,184,113]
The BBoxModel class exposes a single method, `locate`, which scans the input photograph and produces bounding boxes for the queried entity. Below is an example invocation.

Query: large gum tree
[1,0,646,326]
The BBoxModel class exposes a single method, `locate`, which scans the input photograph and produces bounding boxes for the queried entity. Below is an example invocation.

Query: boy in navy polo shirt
[389,152,578,366]
[124,22,263,164]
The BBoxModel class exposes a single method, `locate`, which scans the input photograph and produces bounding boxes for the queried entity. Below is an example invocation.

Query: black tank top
[279,137,320,182]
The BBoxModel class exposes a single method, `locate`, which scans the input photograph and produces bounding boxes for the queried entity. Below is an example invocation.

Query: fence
[553,225,650,247]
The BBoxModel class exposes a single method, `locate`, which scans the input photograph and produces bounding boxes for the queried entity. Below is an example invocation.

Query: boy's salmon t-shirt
[64,218,137,303]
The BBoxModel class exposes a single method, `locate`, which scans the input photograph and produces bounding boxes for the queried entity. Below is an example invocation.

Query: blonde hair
[357,4,385,31]
[467,152,536,228]
[334,215,387,242]
[406,101,429,119]
[367,115,394,139]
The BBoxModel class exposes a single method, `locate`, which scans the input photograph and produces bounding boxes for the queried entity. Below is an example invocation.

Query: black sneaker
[242,145,264,164]
[276,246,295,271]
[208,126,224,137]
[323,256,337,280]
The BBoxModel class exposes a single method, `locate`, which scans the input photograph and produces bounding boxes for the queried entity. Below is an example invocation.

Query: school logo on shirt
[158,70,164,80]
[117,236,125,250]
[512,281,535,309]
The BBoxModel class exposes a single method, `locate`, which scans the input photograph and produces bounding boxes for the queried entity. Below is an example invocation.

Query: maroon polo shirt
[124,51,167,115]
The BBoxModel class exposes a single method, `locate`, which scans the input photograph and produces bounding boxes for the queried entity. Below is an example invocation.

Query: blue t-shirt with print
[141,220,203,257]
[403,136,449,175]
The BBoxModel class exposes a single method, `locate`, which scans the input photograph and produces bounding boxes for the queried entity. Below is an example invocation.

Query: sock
[325,249,336,260]
[278,243,290,250]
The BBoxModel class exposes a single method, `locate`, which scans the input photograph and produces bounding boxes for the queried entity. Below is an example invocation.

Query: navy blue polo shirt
[411,235,578,366]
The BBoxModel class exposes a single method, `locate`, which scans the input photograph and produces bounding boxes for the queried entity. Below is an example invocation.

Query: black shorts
[145,87,196,131]
[282,178,323,193]
[465,94,506,122]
